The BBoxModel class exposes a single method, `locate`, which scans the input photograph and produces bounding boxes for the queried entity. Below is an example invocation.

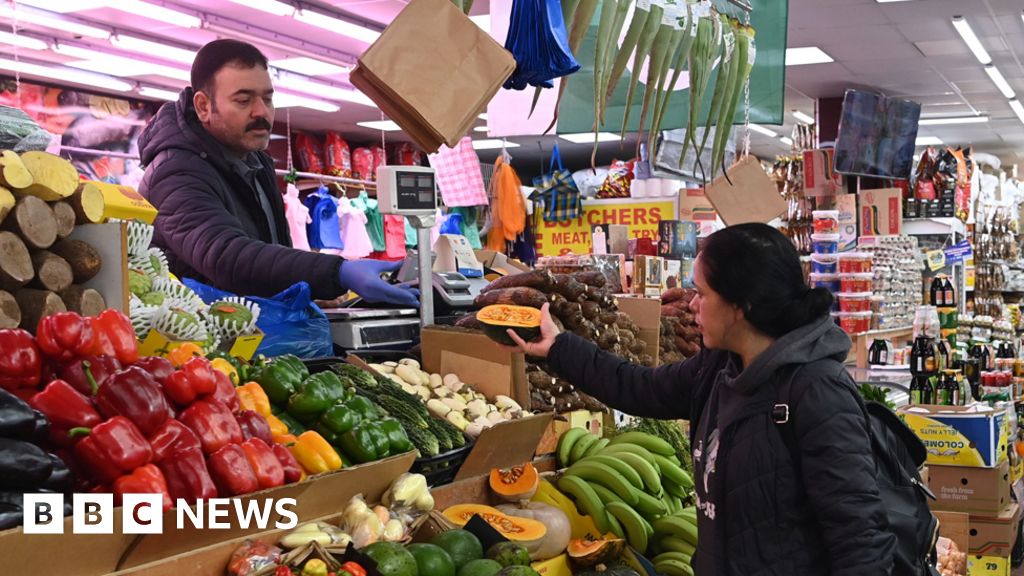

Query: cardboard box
[858,187,903,236]
[803,149,844,196]
[617,296,661,360]
[969,503,1021,557]
[928,461,1011,514]
[934,510,971,558]
[91,180,158,224]
[435,234,483,278]
[475,250,532,275]
[836,193,858,252]
[968,555,1011,576]
[535,409,605,456]
[69,222,129,313]
[703,155,787,225]
[533,553,572,576]
[633,255,664,297]
[678,188,717,222]
[899,405,1010,468]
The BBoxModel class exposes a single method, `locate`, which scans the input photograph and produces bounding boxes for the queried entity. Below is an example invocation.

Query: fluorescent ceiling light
[792,110,815,124]
[919,115,990,125]
[0,30,47,51]
[110,35,195,65]
[274,75,376,107]
[780,136,794,145]
[785,47,833,66]
[1010,100,1024,124]
[748,123,778,137]
[875,0,914,2]
[478,113,488,121]
[984,65,1016,99]
[295,9,381,44]
[952,16,991,65]
[0,57,131,91]
[14,0,110,11]
[224,0,294,16]
[357,120,402,131]
[559,132,621,144]
[473,126,488,132]
[469,15,491,32]
[916,136,943,146]
[0,6,109,38]
[273,92,339,112]
[54,44,190,81]
[138,86,179,101]
[114,1,201,27]
[472,139,520,150]
[272,57,348,76]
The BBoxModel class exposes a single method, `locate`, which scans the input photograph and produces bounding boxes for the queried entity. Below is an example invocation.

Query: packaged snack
[324,131,352,177]
[294,132,324,174]
[811,233,840,254]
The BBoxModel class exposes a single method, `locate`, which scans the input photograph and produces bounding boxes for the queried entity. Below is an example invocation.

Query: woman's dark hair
[191,39,269,97]
[699,223,832,338]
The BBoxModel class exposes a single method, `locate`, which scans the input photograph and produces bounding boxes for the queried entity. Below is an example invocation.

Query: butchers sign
[534,198,678,257]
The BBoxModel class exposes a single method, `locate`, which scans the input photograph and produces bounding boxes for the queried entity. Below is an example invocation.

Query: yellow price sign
[533,199,676,257]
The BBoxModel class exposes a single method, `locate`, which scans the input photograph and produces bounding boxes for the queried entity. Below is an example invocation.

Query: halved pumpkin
[489,463,540,502]
[566,538,626,567]
[442,504,548,543]
[477,305,542,346]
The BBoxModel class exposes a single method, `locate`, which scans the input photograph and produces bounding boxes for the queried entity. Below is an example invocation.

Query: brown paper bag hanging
[704,155,788,226]
[354,0,515,151]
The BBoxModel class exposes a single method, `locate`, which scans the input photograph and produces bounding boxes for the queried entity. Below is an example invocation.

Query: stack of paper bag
[349,0,516,153]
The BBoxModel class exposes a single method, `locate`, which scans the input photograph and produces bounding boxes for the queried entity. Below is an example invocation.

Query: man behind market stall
[138,39,418,307]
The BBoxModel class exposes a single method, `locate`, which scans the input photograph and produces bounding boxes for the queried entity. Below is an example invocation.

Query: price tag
[637,0,651,11]
[662,2,678,27]
[926,249,946,271]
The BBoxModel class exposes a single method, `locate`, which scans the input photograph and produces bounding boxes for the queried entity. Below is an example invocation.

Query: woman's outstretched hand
[502,303,561,358]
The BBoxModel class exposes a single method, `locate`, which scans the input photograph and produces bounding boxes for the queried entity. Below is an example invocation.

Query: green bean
[598,0,633,125]
[592,0,619,166]
[606,0,652,106]
[713,25,755,178]
[680,12,714,167]
[647,4,689,155]
[697,15,735,160]
[618,2,663,137]
[651,1,695,153]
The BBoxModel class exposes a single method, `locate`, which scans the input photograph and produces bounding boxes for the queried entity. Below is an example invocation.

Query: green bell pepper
[345,395,379,422]
[339,423,382,464]
[288,372,345,422]
[378,418,414,454]
[364,421,392,459]
[254,355,309,405]
[314,422,343,446]
[319,403,358,436]
[274,411,307,436]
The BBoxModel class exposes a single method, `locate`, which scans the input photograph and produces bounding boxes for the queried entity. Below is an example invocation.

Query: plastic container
[810,253,838,274]
[811,233,841,254]
[812,210,840,234]
[840,273,874,293]
[809,273,840,293]
[838,252,873,273]
[837,292,872,313]
[837,311,872,334]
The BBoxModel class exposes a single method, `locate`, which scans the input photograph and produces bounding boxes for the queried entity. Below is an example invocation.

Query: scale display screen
[395,171,435,211]
[377,166,437,217]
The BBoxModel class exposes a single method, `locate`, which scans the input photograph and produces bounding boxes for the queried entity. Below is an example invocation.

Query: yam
[473,286,550,309]
[16,151,78,201]
[572,270,607,288]
[0,290,19,329]
[453,313,483,330]
[59,285,106,316]
[0,186,13,225]
[661,287,689,304]
[552,274,587,301]
[580,300,600,321]
[480,269,554,294]
[0,231,33,291]
[2,196,57,250]
[29,251,73,292]
[68,181,105,224]
[0,150,32,190]
[49,238,102,283]
[51,201,76,239]
[15,289,65,330]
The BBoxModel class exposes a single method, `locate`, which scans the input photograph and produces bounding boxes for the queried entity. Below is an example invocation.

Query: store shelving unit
[902,217,970,310]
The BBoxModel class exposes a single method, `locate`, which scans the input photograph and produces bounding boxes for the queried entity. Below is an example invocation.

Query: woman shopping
[503,223,896,575]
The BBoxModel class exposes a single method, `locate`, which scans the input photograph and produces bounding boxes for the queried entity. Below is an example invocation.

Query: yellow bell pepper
[265,413,290,442]
[236,382,271,416]
[167,343,204,367]
[290,431,343,475]
[210,358,239,385]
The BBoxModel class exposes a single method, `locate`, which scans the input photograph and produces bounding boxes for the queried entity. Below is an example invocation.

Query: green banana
[600,442,659,468]
[654,454,694,489]
[610,431,676,456]
[679,506,697,523]
[607,501,649,554]
[565,461,640,506]
[615,451,663,494]
[659,536,696,556]
[570,433,600,465]
[574,454,644,490]
[558,428,588,468]
[654,552,694,565]
[583,437,610,459]
[665,481,690,500]
[606,512,625,539]
[557,474,611,534]
[665,493,680,514]
[634,489,670,518]
[652,515,698,546]
[589,481,626,506]
[653,559,694,576]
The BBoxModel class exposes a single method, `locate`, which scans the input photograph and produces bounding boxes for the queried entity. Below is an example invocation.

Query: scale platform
[321,307,420,351]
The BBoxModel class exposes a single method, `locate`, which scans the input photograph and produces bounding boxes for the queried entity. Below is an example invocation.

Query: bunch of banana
[554,430,695,557]
[650,508,698,576]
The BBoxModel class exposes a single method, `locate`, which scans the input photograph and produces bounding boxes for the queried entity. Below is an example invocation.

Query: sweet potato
[15,288,65,330]
[473,286,550,309]
[59,285,106,316]
[49,238,101,283]
[29,251,73,293]
[0,231,33,292]
[2,195,57,250]
[0,150,32,190]
[16,151,78,201]
[68,181,105,224]
[662,287,689,304]
[51,201,76,239]
[480,269,554,294]
[0,289,19,329]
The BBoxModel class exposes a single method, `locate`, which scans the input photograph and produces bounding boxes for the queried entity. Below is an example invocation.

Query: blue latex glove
[339,259,420,307]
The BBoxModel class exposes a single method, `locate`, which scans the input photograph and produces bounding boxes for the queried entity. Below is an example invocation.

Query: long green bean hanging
[649,0,695,157]
[618,0,664,138]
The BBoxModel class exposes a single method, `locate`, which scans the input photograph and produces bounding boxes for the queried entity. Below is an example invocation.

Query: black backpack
[775,366,941,576]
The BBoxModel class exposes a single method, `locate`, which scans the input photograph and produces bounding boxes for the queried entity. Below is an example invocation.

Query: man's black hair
[191,39,269,96]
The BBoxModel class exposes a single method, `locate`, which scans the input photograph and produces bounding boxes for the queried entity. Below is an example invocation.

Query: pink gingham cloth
[427,136,489,207]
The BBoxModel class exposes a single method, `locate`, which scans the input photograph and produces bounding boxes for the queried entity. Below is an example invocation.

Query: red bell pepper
[95,366,173,436]
[36,312,95,361]
[71,416,152,484]
[59,356,121,396]
[162,357,217,406]
[271,443,303,484]
[236,410,273,444]
[29,379,101,431]
[94,310,139,365]
[88,317,116,357]
[0,329,42,391]
[240,437,285,489]
[341,562,367,576]
[158,446,217,504]
[179,400,243,454]
[114,463,172,511]
[148,419,202,463]
[133,356,175,385]
[206,369,241,413]
[208,443,259,496]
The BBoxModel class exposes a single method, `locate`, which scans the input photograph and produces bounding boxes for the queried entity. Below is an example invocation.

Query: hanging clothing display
[358,192,386,252]
[383,214,408,259]
[282,183,312,251]
[404,217,417,247]
[450,206,482,249]
[338,200,374,259]
[427,137,490,207]
[301,186,344,250]
[485,155,526,250]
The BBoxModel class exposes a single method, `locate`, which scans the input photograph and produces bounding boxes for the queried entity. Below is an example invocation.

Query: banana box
[898,405,1010,468]
[532,554,572,576]
[968,555,1011,576]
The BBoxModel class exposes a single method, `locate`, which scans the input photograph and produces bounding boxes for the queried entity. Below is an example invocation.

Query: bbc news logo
[23,494,299,534]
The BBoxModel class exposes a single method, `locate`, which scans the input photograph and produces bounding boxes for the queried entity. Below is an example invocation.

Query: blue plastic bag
[439,212,464,236]
[183,279,333,359]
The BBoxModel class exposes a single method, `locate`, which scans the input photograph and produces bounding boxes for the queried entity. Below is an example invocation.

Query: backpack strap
[772,364,804,469]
